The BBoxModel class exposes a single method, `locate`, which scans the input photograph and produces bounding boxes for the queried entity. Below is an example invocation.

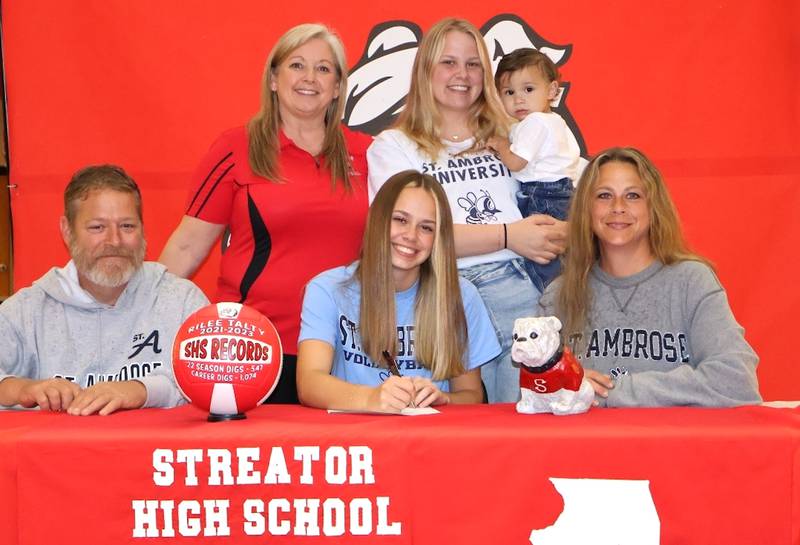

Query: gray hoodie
[538,260,761,407]
[0,261,208,407]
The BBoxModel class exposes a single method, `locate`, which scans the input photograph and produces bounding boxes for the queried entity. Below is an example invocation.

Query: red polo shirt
[185,126,370,354]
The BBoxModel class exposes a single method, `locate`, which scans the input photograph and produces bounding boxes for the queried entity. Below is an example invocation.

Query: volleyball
[172,302,283,418]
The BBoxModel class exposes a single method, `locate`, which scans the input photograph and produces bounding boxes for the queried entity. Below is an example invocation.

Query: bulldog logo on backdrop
[343,13,587,159]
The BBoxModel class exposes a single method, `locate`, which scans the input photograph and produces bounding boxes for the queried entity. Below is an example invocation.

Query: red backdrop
[2,1,798,400]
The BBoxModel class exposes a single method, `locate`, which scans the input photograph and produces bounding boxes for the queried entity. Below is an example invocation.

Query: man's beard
[70,238,146,288]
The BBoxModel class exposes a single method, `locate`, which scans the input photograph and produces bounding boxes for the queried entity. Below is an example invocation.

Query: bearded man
[0,165,208,415]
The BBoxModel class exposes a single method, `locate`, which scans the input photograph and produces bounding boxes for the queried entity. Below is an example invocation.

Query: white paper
[327,407,439,416]
[761,400,800,408]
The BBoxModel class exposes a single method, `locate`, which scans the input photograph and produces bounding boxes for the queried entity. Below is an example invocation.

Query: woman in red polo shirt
[159,23,370,403]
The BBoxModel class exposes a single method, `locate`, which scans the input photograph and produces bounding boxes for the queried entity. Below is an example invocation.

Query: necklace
[610,284,639,314]
[447,133,471,142]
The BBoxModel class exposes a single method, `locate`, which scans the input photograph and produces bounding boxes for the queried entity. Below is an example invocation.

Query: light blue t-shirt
[299,264,501,392]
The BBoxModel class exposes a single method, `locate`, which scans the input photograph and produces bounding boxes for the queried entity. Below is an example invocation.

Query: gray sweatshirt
[538,260,761,407]
[0,261,208,407]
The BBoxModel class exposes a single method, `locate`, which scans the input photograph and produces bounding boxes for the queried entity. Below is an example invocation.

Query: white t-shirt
[509,111,581,184]
[367,129,523,269]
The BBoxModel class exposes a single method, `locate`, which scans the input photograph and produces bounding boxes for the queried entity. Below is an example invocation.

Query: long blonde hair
[356,170,468,380]
[558,147,710,333]
[395,18,509,160]
[247,23,353,189]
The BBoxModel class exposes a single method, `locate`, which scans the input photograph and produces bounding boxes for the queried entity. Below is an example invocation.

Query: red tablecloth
[2,404,799,544]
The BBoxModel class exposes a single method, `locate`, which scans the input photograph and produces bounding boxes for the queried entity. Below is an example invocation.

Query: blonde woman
[367,18,567,403]
[539,147,761,407]
[159,24,370,403]
[297,171,500,412]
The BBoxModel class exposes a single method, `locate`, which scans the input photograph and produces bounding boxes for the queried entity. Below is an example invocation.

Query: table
[2,404,799,544]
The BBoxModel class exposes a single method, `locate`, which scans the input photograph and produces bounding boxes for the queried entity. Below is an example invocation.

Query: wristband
[502,223,508,249]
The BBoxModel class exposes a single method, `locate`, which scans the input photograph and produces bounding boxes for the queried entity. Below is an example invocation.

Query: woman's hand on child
[410,377,450,407]
[368,376,416,413]
[548,217,568,240]
[508,214,567,264]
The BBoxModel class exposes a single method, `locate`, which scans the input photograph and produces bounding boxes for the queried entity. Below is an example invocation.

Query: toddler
[487,48,581,292]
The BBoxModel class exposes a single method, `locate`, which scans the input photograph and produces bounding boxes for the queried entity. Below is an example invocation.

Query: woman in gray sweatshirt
[538,147,761,407]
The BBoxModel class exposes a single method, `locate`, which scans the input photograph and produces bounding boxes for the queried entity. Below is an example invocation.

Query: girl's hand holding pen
[367,376,417,413]
[379,350,418,411]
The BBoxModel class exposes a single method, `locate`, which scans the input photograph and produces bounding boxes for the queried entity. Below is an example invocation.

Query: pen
[382,350,416,408]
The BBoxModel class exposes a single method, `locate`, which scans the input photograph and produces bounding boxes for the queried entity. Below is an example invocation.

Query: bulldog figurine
[512,316,594,415]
